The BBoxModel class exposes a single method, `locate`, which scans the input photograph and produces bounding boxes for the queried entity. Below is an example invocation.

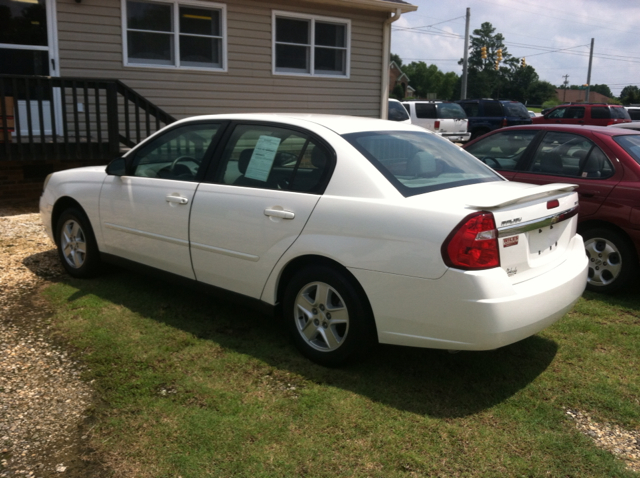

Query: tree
[402,61,460,100]
[528,81,558,105]
[461,22,521,99]
[460,22,555,104]
[390,53,403,67]
[591,84,613,98]
[620,85,640,105]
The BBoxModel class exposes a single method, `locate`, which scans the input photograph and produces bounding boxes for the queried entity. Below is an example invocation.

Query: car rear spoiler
[467,183,578,209]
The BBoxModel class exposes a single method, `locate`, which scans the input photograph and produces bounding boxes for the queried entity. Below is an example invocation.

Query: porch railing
[0,75,177,162]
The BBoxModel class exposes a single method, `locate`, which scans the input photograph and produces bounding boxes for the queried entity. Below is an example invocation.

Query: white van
[402,101,471,142]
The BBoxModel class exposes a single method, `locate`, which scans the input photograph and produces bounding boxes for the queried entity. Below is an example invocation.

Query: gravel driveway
[0,203,107,478]
[1,202,638,476]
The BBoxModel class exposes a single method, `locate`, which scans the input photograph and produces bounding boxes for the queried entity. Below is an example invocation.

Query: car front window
[130,123,221,180]
[343,130,501,197]
[465,130,537,171]
[613,134,640,165]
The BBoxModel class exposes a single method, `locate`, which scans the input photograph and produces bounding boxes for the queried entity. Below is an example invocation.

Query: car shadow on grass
[34,262,562,419]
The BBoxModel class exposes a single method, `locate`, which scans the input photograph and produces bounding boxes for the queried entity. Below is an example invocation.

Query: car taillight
[434,120,440,130]
[442,212,500,270]
[606,119,614,126]
[501,118,507,127]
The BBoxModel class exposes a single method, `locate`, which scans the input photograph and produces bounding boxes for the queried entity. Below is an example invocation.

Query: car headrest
[238,149,254,174]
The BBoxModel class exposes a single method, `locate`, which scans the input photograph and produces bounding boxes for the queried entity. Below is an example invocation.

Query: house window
[124,0,226,70]
[273,11,350,77]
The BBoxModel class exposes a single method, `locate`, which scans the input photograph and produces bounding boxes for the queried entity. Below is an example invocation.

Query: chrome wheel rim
[293,281,349,352]
[585,237,622,287]
[60,219,87,269]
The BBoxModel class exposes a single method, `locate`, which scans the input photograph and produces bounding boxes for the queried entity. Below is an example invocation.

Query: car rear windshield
[388,101,410,121]
[613,134,640,165]
[436,103,467,119]
[343,130,501,197]
[502,102,530,119]
[611,107,631,120]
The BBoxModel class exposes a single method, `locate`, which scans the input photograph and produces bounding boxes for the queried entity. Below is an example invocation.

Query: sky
[390,0,640,97]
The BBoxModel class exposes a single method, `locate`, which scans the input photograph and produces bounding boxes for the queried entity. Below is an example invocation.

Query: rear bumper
[350,234,588,350]
[437,132,472,143]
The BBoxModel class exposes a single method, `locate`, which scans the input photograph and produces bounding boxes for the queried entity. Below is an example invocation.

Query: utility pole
[562,74,569,102]
[460,8,470,100]
[585,38,594,102]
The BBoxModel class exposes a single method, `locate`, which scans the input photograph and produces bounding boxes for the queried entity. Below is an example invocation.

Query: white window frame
[122,0,227,72]
[272,10,350,79]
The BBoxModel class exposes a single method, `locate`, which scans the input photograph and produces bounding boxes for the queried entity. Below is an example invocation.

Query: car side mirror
[105,157,128,176]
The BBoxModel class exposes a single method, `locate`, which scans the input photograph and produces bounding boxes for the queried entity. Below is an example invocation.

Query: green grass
[42,270,640,477]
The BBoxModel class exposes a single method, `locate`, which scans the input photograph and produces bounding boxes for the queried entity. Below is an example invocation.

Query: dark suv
[456,99,532,140]
[533,103,631,127]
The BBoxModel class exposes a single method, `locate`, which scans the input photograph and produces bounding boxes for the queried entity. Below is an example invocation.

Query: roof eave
[300,0,418,13]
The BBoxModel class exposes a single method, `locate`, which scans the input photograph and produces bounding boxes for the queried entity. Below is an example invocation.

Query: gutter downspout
[380,8,402,119]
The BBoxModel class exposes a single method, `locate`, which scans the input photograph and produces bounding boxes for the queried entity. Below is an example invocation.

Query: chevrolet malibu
[40,114,588,366]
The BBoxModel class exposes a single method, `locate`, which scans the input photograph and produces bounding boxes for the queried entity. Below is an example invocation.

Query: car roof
[170,113,427,135]
[493,124,640,137]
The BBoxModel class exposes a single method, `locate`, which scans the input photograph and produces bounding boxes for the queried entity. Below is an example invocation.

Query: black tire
[583,227,638,293]
[55,208,101,278]
[282,265,376,366]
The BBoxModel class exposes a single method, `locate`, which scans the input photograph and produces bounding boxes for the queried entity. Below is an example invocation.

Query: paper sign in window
[245,136,281,181]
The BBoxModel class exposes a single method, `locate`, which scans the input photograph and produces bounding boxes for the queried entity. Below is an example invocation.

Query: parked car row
[388,98,534,143]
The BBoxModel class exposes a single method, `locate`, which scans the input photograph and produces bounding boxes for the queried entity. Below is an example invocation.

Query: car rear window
[503,102,530,119]
[388,101,411,122]
[613,134,640,165]
[611,107,631,120]
[343,130,501,197]
[436,103,467,119]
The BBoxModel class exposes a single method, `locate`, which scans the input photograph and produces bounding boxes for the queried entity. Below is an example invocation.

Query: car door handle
[166,195,189,205]
[264,208,295,219]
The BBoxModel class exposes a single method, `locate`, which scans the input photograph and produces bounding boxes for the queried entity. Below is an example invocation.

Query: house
[0,0,417,202]
[389,60,410,98]
[555,89,613,104]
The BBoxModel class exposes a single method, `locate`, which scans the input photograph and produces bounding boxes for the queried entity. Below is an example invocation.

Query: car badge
[501,217,522,226]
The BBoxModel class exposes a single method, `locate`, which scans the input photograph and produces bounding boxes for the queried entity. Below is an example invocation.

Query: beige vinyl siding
[56,0,386,119]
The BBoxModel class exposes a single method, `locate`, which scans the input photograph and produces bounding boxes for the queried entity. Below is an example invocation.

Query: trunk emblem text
[501,217,522,226]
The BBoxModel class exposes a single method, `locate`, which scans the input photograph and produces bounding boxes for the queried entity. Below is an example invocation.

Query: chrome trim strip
[190,242,260,262]
[104,223,188,246]
[497,206,579,238]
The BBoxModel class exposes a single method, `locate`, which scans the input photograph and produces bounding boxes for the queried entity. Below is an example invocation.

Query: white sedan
[40,114,588,366]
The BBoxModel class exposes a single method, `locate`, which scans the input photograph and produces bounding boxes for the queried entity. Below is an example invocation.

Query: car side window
[460,102,478,117]
[130,123,220,180]
[465,130,537,171]
[591,107,609,119]
[415,103,436,119]
[218,124,332,193]
[565,107,585,119]
[482,101,503,116]
[548,107,566,119]
[529,132,613,179]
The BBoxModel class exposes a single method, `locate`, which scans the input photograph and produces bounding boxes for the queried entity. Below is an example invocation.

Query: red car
[533,103,631,127]
[463,124,640,293]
